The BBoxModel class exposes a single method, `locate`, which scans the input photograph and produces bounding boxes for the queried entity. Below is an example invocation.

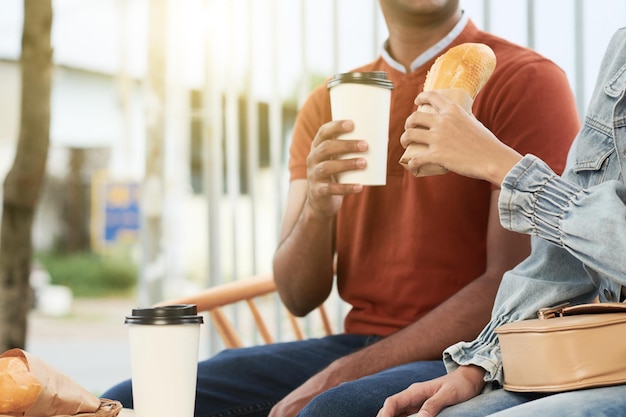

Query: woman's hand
[401,91,522,186]
[377,365,486,417]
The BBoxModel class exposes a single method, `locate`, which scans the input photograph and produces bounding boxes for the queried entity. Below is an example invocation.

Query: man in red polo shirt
[270,1,579,416]
[102,1,580,416]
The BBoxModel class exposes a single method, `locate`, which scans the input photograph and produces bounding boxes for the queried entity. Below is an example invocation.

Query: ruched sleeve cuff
[442,312,519,387]
[498,154,583,245]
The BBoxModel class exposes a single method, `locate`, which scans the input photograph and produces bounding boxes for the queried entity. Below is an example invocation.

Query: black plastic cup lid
[327,71,394,90]
[125,304,204,325]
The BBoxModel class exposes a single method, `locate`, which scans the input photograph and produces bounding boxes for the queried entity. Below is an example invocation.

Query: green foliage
[37,251,137,297]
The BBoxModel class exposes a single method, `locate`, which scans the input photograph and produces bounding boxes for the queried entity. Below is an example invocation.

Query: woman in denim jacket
[378,27,626,417]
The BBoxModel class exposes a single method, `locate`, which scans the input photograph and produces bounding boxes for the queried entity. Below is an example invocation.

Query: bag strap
[538,302,626,320]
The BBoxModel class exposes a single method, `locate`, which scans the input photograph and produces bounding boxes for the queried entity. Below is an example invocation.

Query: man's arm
[273,119,367,316]
[269,190,531,417]
[272,179,336,316]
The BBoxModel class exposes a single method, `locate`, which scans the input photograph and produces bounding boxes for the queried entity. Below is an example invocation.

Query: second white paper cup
[328,71,394,186]
[126,304,203,417]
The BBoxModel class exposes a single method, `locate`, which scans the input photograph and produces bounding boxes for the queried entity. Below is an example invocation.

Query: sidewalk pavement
[26,297,136,396]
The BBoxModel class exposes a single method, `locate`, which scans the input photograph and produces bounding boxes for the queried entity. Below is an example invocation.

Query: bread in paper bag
[0,355,42,416]
[0,349,119,417]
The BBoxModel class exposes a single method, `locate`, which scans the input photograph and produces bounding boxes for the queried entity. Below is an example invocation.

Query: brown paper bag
[0,349,121,417]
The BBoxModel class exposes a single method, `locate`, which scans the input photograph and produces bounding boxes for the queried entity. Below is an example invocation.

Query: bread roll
[0,356,42,416]
[423,42,496,97]
[399,43,496,176]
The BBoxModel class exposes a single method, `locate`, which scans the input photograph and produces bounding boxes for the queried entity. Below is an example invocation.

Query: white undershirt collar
[381,11,469,74]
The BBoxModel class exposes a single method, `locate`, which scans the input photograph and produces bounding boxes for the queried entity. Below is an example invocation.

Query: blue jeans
[101,334,447,417]
[438,385,626,417]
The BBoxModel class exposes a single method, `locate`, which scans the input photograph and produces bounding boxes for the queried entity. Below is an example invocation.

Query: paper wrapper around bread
[399,42,496,177]
[0,348,121,417]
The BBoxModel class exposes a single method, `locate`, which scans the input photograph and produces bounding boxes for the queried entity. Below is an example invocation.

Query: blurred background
[1,0,625,395]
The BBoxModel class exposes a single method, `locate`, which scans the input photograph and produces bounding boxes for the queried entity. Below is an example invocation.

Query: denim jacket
[443,27,626,386]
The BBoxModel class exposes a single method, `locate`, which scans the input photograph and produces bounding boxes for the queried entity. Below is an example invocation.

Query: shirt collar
[381,11,469,74]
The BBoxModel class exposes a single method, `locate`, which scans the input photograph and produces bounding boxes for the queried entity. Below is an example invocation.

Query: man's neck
[384,9,462,72]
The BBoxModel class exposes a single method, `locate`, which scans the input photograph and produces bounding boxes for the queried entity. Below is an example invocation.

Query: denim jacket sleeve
[443,27,626,386]
[443,155,626,385]
[498,154,626,284]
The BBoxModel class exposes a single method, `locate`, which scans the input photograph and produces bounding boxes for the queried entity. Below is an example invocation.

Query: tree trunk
[0,0,53,351]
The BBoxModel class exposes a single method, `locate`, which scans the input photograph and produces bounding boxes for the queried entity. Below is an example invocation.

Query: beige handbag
[495,302,626,392]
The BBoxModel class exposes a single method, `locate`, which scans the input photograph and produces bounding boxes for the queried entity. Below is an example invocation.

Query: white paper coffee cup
[125,304,204,417]
[328,71,394,186]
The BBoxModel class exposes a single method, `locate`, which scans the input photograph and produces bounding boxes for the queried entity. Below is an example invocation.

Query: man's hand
[376,365,486,417]
[305,119,368,219]
[268,366,338,417]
